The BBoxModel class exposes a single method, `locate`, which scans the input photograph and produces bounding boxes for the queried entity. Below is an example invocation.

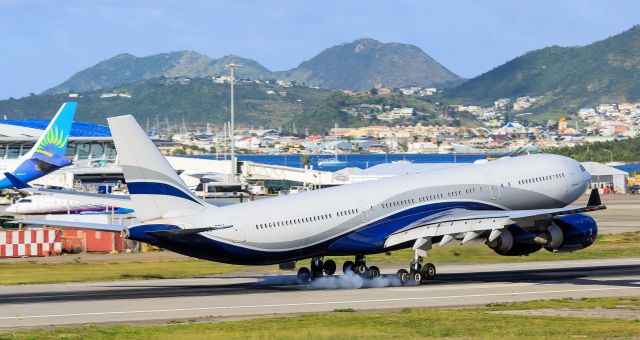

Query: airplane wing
[385,189,605,248]
[4,172,132,208]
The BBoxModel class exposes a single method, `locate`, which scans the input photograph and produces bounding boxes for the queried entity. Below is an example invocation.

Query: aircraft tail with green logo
[0,102,76,189]
[22,102,76,163]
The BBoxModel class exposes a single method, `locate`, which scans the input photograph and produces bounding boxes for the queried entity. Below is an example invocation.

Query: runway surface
[2,257,640,330]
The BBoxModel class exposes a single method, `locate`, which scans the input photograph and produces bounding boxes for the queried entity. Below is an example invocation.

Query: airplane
[6,114,605,285]
[0,102,76,189]
[5,194,132,215]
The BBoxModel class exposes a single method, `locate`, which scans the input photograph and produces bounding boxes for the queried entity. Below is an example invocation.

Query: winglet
[4,173,31,189]
[587,188,602,207]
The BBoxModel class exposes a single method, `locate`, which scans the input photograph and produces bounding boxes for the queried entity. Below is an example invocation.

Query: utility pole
[603,148,613,163]
[226,63,241,182]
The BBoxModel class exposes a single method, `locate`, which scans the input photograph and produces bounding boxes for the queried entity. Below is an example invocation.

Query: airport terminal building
[0,119,115,161]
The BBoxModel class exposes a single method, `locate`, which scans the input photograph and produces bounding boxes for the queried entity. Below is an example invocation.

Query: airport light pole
[226,63,241,182]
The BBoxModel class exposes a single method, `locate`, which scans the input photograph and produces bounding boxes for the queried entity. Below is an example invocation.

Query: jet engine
[540,214,598,253]
[487,225,541,256]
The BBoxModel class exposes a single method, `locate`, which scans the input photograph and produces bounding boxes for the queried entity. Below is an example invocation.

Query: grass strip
[2,297,640,339]
[0,260,241,285]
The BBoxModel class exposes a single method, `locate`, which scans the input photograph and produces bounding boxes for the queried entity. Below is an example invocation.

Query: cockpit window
[18,199,31,203]
[579,164,586,172]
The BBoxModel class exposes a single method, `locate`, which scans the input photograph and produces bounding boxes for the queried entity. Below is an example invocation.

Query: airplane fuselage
[132,154,591,265]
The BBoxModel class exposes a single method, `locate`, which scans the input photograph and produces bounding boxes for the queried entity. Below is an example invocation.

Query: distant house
[321,140,352,152]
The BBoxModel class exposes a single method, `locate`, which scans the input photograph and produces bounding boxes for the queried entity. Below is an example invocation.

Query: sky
[1,0,640,99]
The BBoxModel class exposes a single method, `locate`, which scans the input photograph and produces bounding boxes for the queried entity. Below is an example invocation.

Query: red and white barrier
[0,229,62,258]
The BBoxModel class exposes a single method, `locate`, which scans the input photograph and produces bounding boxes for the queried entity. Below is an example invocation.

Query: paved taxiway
[1,257,640,330]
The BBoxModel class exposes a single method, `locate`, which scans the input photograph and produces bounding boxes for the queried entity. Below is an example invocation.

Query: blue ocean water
[191,153,640,173]
[194,154,497,172]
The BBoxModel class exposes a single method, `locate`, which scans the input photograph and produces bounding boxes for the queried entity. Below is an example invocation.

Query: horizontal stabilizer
[4,172,30,189]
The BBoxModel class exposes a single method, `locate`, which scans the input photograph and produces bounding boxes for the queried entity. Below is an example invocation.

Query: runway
[1,257,640,330]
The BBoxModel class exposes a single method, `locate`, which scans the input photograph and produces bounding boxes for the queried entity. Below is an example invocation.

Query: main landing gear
[296,247,437,285]
[296,255,380,283]
[342,255,381,279]
[395,258,436,285]
[396,237,437,285]
[297,257,337,283]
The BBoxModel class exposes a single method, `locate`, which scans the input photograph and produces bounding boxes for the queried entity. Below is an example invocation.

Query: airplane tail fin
[107,115,208,221]
[23,102,76,161]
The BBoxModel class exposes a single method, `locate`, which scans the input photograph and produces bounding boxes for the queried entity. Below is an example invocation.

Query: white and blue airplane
[8,114,605,285]
[0,102,76,189]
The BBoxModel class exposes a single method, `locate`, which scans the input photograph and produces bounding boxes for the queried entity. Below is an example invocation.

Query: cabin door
[484,174,502,200]
[358,200,369,222]
[230,215,245,243]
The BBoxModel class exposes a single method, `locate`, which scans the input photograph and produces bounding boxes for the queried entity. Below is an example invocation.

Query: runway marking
[2,286,639,321]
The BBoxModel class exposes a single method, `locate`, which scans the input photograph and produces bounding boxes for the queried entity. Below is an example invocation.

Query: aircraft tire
[412,271,423,284]
[368,266,380,279]
[324,259,336,275]
[396,269,409,284]
[343,260,355,274]
[421,263,436,280]
[297,267,311,283]
[354,264,368,275]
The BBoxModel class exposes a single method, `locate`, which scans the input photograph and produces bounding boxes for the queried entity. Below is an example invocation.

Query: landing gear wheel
[412,271,423,284]
[297,267,311,283]
[368,266,381,279]
[354,264,368,276]
[324,260,336,276]
[343,260,355,274]
[397,269,410,284]
[421,263,436,280]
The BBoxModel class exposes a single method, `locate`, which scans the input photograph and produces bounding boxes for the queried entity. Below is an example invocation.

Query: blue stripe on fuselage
[127,182,203,205]
[136,201,502,265]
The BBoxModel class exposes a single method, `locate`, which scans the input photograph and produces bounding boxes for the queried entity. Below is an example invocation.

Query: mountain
[444,25,640,115]
[276,38,461,90]
[44,51,272,94]
[44,38,460,94]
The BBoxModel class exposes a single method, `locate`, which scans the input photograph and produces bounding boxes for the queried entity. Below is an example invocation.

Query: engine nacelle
[543,214,598,253]
[487,225,542,256]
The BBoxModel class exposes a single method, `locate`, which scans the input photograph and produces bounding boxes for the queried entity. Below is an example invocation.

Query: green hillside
[44,52,272,95]
[444,25,640,117]
[1,77,471,133]
[4,78,330,127]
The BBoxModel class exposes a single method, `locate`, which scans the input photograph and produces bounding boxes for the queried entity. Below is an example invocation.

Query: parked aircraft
[0,102,76,189]
[7,114,605,285]
[5,194,132,215]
